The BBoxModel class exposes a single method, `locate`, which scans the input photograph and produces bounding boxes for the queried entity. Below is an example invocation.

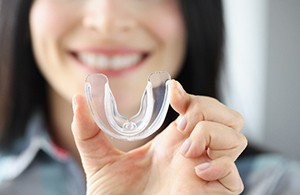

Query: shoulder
[237,153,300,195]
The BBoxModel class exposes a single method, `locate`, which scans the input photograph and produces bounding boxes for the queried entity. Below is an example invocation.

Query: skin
[29,0,247,194]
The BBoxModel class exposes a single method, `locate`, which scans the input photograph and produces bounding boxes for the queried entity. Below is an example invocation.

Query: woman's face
[30,0,186,117]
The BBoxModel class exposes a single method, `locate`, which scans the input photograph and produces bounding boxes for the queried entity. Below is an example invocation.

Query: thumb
[71,94,119,171]
[169,80,191,115]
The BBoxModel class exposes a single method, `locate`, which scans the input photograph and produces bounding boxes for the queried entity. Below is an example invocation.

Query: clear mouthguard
[85,71,171,141]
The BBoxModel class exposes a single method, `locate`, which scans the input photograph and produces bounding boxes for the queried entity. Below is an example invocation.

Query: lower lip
[71,54,147,77]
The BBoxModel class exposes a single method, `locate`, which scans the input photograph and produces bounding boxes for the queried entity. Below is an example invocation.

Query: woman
[0,0,247,194]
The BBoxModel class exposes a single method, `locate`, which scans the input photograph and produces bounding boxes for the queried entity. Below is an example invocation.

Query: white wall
[223,0,300,161]
[264,0,300,161]
[222,0,268,143]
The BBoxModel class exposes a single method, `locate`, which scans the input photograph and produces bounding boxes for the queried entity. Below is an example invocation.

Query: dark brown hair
[0,0,47,150]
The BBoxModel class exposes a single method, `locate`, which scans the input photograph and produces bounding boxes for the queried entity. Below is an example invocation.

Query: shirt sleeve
[237,154,300,195]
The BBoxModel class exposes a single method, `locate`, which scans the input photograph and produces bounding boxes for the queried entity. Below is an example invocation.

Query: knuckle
[223,156,235,167]
[195,121,211,134]
[203,96,220,104]
[231,179,245,194]
[234,132,248,153]
[225,159,245,194]
[239,133,248,150]
[230,110,245,130]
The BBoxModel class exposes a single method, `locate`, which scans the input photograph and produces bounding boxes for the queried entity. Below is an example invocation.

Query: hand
[71,80,247,195]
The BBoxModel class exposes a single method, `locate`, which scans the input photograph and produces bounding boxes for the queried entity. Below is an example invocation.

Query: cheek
[30,1,74,40]
[154,18,185,42]
[146,5,186,46]
[147,9,186,75]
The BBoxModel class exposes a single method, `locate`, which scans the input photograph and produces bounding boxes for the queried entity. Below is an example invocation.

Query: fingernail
[195,162,210,174]
[180,138,191,155]
[177,115,187,131]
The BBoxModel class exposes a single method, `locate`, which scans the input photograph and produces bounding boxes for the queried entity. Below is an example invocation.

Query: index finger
[169,80,244,133]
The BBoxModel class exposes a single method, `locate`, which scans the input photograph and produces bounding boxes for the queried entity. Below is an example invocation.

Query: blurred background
[222,0,300,161]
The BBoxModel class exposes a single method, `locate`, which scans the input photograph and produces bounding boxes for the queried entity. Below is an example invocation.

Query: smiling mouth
[72,52,149,72]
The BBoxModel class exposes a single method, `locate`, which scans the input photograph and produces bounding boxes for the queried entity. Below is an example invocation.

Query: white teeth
[78,53,142,70]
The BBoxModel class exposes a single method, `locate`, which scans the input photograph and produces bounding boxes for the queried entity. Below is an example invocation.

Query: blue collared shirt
[0,112,85,195]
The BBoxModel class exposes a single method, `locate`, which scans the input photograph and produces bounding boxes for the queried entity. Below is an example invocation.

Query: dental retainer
[85,71,171,141]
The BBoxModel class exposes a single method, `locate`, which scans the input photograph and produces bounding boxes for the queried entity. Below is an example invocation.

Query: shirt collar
[0,111,70,182]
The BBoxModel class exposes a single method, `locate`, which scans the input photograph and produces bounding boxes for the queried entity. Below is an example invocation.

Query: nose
[82,0,137,34]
